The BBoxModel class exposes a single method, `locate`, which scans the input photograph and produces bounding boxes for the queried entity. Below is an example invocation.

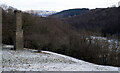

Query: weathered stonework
[118,1,120,7]
[14,10,23,50]
[0,7,2,73]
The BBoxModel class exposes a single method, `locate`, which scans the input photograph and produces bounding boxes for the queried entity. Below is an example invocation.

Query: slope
[2,47,118,71]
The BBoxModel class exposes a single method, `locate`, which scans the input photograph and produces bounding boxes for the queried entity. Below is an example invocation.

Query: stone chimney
[14,10,23,50]
[0,7,2,73]
[118,1,120,7]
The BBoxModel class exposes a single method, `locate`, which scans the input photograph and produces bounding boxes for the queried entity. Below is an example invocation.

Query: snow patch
[2,48,118,71]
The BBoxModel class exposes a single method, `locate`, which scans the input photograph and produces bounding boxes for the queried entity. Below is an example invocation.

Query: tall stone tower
[14,10,23,50]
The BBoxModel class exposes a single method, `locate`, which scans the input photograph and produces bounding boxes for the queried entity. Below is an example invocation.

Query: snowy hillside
[25,10,56,17]
[2,47,118,71]
[86,36,120,51]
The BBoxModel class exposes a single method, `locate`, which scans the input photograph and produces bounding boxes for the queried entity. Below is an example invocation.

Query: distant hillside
[25,10,57,17]
[51,8,89,19]
[59,7,120,38]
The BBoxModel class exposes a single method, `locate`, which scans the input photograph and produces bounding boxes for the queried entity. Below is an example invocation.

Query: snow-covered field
[2,48,118,71]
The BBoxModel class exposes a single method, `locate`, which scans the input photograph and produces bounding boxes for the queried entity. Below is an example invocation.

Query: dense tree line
[52,7,120,39]
[51,8,89,19]
[1,5,120,66]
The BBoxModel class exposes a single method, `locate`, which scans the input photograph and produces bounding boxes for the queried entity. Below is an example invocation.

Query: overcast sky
[0,0,120,11]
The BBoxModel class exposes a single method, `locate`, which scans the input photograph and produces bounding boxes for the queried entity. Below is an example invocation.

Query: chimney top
[14,10,22,13]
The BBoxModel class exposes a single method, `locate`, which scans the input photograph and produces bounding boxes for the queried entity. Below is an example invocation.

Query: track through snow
[2,49,118,71]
